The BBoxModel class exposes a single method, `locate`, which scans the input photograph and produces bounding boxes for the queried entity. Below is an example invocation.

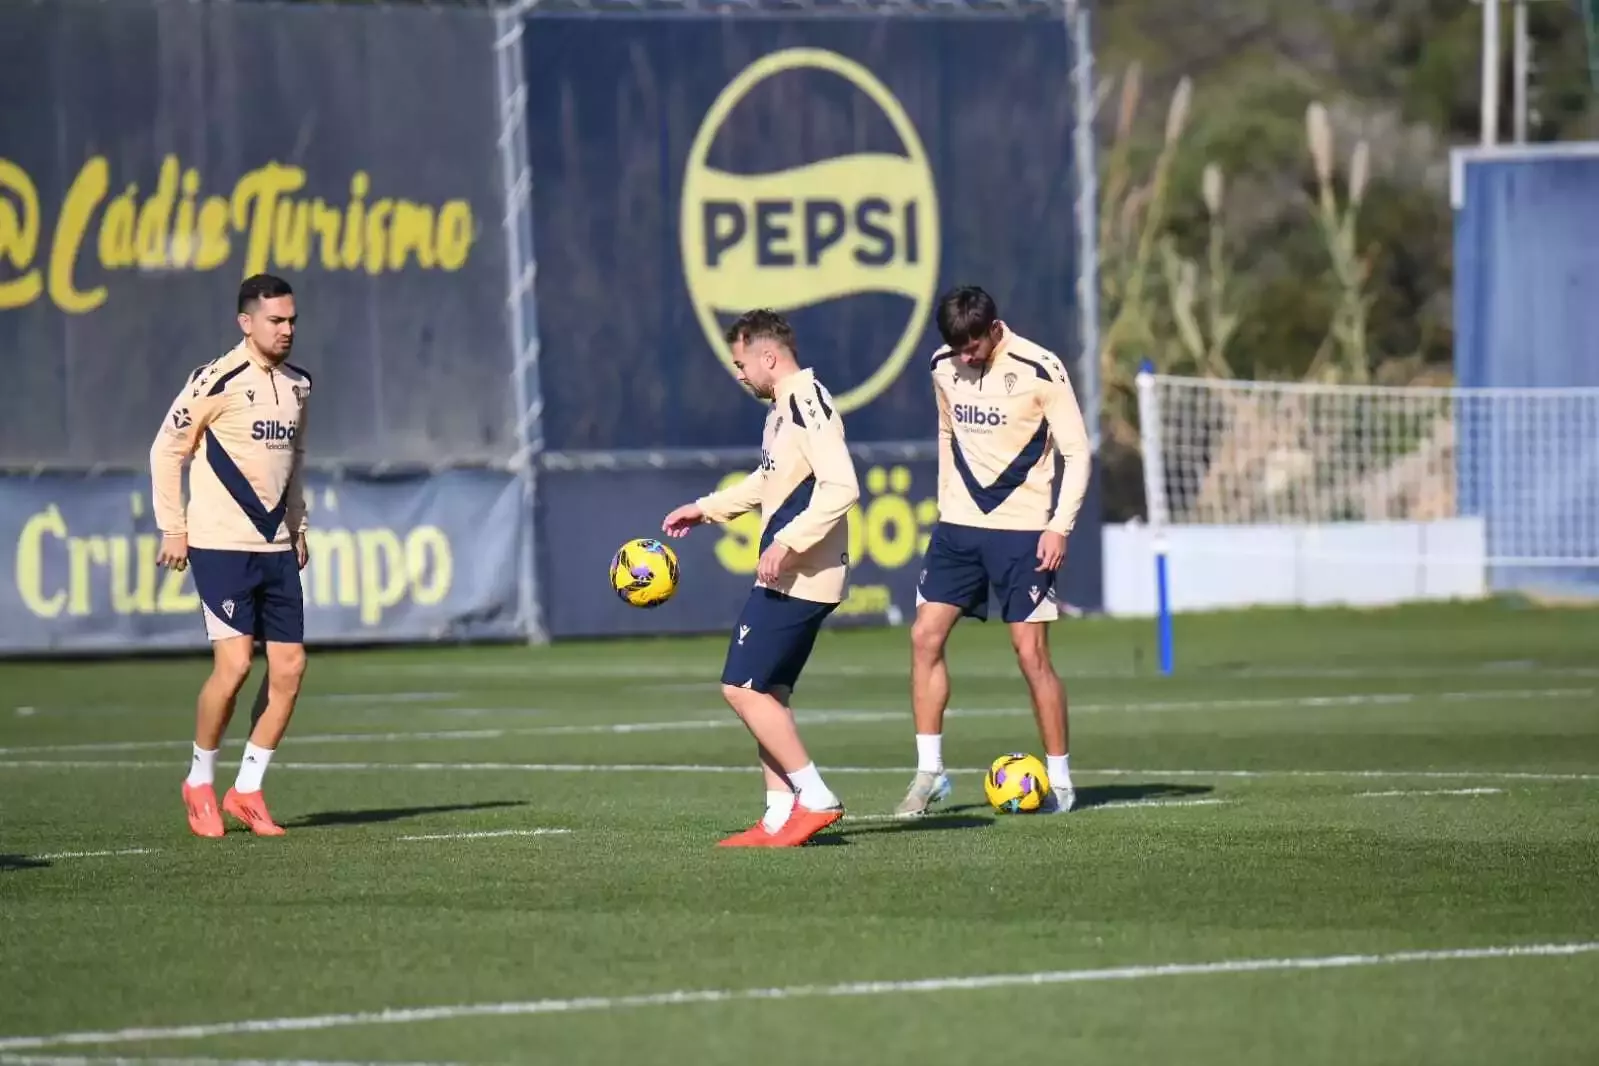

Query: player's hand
[294,531,309,570]
[1035,530,1066,572]
[661,503,706,538]
[157,533,189,572]
[756,542,792,585]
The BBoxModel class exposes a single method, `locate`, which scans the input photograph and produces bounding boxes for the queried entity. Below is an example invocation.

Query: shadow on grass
[286,800,529,829]
[1073,783,1214,810]
[0,854,51,872]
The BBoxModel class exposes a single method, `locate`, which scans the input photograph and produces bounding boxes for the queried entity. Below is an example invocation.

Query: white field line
[311,693,460,705]
[2,941,1595,1052]
[1078,798,1232,812]
[0,686,1591,758]
[1355,788,1505,798]
[842,798,1234,821]
[396,829,571,842]
[28,848,158,861]
[1,760,1596,783]
[341,659,1599,680]
[0,1056,466,1066]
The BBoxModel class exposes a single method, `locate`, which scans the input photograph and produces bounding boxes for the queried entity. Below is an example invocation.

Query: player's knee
[910,619,949,663]
[210,641,253,690]
[1011,633,1052,677]
[268,644,307,691]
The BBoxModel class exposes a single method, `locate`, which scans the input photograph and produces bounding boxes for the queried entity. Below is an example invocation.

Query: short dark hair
[935,285,999,347]
[238,273,294,315]
[724,309,796,356]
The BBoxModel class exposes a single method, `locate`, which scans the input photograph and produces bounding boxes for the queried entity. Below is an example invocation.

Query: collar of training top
[772,366,816,402]
[990,322,1014,362]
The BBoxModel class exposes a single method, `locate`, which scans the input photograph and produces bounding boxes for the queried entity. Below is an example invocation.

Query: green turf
[1,599,1597,1065]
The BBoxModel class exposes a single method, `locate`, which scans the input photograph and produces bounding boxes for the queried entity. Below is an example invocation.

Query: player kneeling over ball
[662,310,860,848]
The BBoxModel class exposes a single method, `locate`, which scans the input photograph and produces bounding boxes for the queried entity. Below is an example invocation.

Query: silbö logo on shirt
[679,48,940,414]
[251,419,298,448]
[951,404,1007,429]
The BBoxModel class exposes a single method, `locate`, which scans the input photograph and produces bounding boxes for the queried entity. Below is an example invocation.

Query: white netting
[1136,373,1599,567]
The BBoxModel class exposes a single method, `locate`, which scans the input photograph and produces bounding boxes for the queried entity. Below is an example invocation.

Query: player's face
[730,338,777,399]
[954,320,1005,367]
[238,295,297,360]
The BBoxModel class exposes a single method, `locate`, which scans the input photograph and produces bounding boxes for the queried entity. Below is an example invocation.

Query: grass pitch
[1,599,1597,1065]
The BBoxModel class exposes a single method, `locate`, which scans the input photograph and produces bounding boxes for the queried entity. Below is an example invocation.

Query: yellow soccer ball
[984,752,1051,813]
[610,538,680,608]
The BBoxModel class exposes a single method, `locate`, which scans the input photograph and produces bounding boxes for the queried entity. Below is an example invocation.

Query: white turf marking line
[1,686,1592,757]
[1355,788,1505,799]
[311,692,461,705]
[344,659,1599,681]
[2,760,1597,783]
[29,848,158,861]
[1078,798,1233,813]
[840,799,1234,821]
[0,1056,466,1066]
[2,941,1596,1052]
[396,829,571,842]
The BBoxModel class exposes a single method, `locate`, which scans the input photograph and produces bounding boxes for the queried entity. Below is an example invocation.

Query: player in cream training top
[151,273,313,841]
[898,286,1092,818]
[662,309,860,848]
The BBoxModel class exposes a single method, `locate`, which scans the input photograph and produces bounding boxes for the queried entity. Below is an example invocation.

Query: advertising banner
[0,471,523,654]
[521,13,1082,451]
[537,457,1101,639]
[0,0,510,468]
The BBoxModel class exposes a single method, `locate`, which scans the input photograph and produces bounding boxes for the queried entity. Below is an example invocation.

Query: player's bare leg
[183,635,253,838]
[756,687,798,828]
[897,602,962,816]
[222,640,305,837]
[719,684,842,847]
[719,688,800,846]
[1008,620,1074,812]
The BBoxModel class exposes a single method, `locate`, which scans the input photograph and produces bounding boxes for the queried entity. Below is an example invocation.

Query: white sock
[787,763,839,811]
[762,789,796,832]
[234,742,274,793]
[185,745,217,788]
[915,733,944,774]
[1047,753,1072,790]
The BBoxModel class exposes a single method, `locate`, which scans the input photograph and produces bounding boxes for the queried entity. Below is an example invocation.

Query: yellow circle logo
[680,48,940,414]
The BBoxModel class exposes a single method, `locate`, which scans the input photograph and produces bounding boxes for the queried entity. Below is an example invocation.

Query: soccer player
[151,273,313,838]
[896,286,1092,817]
[662,309,860,848]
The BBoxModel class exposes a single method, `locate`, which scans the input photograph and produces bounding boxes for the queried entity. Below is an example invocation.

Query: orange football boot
[763,804,844,847]
[182,782,224,838]
[716,820,779,847]
[222,788,285,836]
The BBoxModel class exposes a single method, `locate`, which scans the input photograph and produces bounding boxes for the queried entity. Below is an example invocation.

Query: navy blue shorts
[916,522,1059,624]
[188,547,305,644]
[720,588,837,695]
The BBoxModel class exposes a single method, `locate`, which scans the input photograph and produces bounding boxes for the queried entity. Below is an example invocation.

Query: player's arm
[694,467,767,523]
[148,372,225,566]
[1042,363,1092,537]
[284,401,311,566]
[933,372,954,496]
[772,397,860,554]
[663,466,766,537]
